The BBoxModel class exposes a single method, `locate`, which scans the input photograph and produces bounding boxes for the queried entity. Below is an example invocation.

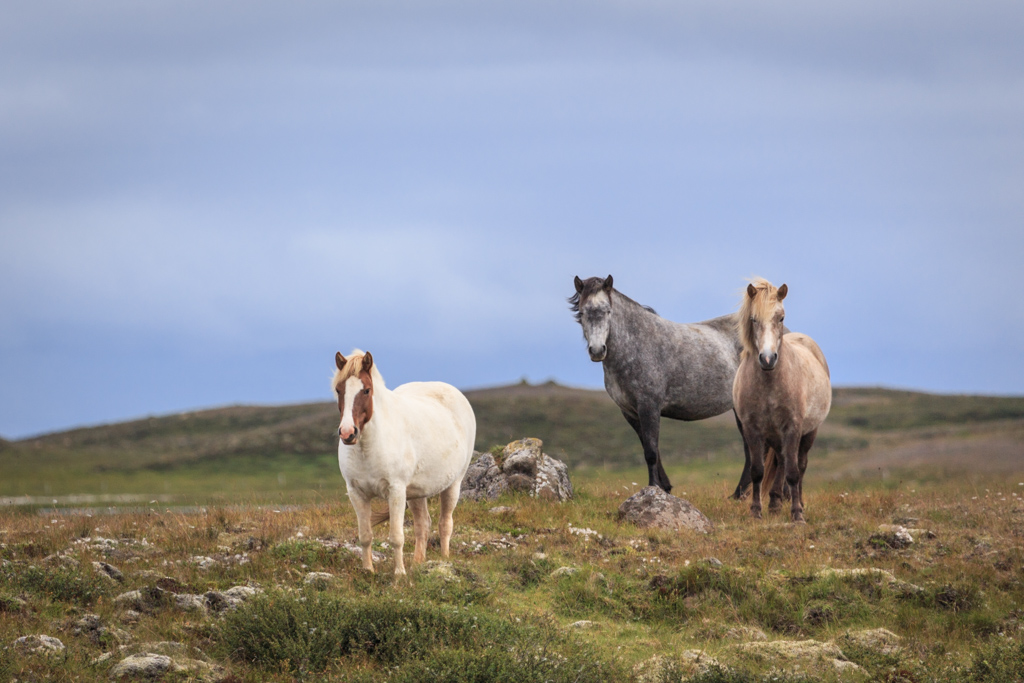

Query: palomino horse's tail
[761,447,780,501]
[370,509,390,526]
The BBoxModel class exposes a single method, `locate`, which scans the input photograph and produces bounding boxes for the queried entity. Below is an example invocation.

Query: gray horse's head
[570,275,614,362]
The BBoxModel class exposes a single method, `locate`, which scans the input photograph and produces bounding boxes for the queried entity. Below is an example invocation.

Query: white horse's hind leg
[410,497,431,564]
[348,490,375,572]
[438,482,460,559]
[388,487,408,576]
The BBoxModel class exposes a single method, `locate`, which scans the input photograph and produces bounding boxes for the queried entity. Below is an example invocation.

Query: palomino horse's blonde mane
[331,349,387,393]
[738,277,783,358]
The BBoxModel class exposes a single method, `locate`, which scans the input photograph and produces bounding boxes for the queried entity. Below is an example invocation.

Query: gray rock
[113,586,171,612]
[303,572,335,588]
[550,566,579,578]
[205,584,261,612]
[870,525,914,549]
[93,561,124,583]
[14,634,65,657]
[618,486,713,534]
[633,651,721,683]
[174,594,208,612]
[725,625,768,642]
[730,639,866,680]
[460,439,573,502]
[835,628,904,657]
[108,652,222,681]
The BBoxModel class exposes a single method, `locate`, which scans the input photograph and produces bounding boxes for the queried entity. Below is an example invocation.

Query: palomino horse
[571,275,755,493]
[333,350,476,576]
[733,278,831,523]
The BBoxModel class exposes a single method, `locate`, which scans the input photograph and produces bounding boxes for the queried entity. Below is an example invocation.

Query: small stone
[725,626,768,641]
[488,506,514,515]
[173,594,208,612]
[870,525,914,549]
[550,566,578,578]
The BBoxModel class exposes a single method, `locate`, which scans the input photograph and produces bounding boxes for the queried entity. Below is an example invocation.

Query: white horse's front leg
[348,490,375,572]
[409,497,431,564]
[388,486,408,576]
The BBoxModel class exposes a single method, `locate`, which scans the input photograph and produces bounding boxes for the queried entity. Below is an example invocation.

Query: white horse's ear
[362,352,374,372]
[335,352,347,371]
[747,283,757,298]
[574,275,584,293]
[604,274,614,291]
[777,284,788,301]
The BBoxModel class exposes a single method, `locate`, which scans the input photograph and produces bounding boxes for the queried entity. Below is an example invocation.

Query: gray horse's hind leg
[730,409,753,500]
[624,408,673,493]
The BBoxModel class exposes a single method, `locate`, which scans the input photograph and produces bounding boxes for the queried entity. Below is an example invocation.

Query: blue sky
[2,1,1023,438]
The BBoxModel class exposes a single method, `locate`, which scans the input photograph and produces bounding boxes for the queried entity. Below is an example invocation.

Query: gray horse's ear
[574,275,584,293]
[603,274,613,291]
[777,284,788,301]
[362,352,374,372]
[336,352,347,371]
[747,283,757,298]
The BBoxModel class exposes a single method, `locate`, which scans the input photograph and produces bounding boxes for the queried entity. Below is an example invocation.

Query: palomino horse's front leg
[348,490,375,572]
[409,497,431,564]
[790,429,817,524]
[782,431,805,523]
[387,486,408,576]
[746,438,767,519]
[438,482,461,559]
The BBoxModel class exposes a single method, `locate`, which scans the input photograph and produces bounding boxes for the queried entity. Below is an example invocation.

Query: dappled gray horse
[570,275,758,494]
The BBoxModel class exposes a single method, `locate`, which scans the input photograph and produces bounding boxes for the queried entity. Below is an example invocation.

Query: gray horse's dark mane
[568,277,656,323]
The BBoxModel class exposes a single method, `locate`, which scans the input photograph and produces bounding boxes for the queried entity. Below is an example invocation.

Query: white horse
[332,350,476,576]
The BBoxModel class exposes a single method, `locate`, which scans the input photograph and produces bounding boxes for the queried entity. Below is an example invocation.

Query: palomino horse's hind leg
[438,482,460,559]
[790,429,817,524]
[348,490,375,572]
[387,487,409,576]
[409,497,431,564]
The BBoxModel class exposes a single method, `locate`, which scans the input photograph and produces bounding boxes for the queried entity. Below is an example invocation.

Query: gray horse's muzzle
[588,345,607,362]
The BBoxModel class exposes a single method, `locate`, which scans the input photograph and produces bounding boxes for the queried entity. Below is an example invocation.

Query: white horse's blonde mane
[331,349,386,392]
[738,277,783,356]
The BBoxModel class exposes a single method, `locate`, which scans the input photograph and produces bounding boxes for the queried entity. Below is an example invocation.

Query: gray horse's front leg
[730,409,753,500]
[624,408,672,493]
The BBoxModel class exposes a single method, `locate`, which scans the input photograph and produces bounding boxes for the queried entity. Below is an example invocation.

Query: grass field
[1,384,1023,681]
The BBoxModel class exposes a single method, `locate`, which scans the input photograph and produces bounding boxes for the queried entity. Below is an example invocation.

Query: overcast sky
[2,1,1023,438]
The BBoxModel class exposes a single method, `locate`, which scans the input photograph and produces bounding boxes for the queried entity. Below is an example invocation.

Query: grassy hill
[2,384,1023,503]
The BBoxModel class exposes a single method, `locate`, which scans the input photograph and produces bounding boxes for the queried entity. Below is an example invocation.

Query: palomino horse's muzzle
[758,351,778,371]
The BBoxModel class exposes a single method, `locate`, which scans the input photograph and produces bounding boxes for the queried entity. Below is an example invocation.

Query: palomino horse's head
[739,278,788,372]
[570,275,614,362]
[333,351,375,445]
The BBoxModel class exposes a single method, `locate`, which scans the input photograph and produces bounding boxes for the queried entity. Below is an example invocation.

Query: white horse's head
[571,274,614,362]
[333,351,376,445]
[740,278,788,371]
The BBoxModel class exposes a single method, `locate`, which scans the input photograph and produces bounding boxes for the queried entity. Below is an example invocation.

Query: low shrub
[218,590,622,679]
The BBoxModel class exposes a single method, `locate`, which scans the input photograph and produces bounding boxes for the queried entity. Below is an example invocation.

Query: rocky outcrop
[618,486,713,534]
[460,438,573,502]
[730,639,866,680]
[13,634,65,658]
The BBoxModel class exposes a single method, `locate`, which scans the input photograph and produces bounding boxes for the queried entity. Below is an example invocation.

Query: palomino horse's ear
[362,352,374,373]
[574,275,584,294]
[747,283,757,298]
[777,284,788,301]
[603,274,613,291]
[335,352,347,371]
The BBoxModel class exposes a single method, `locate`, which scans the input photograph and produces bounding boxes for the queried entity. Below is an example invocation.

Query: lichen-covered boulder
[460,438,573,502]
[618,486,713,534]
[13,634,65,658]
[730,639,866,680]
